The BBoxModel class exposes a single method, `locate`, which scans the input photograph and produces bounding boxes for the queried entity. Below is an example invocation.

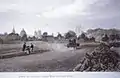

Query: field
[0,41,51,55]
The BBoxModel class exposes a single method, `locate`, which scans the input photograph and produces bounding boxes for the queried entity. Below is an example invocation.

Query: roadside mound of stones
[73,43,120,72]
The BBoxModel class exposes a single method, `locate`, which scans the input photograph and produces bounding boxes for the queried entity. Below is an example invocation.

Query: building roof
[8,33,19,36]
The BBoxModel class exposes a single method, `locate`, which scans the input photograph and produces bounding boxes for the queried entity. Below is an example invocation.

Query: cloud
[85,0,120,19]
[41,0,98,18]
[0,0,120,35]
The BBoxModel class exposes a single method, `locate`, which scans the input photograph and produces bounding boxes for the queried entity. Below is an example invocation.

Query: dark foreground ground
[0,42,96,72]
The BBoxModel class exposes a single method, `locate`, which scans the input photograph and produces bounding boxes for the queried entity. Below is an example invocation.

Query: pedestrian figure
[22,42,26,52]
[26,46,30,54]
[30,43,34,52]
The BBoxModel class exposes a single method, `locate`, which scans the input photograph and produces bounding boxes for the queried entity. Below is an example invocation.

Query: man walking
[30,43,34,52]
[22,42,26,52]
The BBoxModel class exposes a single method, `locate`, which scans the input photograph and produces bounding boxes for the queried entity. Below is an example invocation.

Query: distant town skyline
[0,0,120,36]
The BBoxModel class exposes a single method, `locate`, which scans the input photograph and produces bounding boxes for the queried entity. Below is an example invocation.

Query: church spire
[12,26,15,34]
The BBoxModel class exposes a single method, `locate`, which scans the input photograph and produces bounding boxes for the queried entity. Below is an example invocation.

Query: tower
[12,27,15,34]
[38,30,42,39]
[75,25,83,36]
[34,30,37,38]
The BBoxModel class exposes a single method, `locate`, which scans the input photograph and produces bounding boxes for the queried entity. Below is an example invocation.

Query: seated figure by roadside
[26,46,31,54]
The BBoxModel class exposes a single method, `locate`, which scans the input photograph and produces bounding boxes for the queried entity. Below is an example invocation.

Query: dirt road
[0,43,95,72]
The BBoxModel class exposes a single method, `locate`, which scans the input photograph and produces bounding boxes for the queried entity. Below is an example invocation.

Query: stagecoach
[67,39,80,49]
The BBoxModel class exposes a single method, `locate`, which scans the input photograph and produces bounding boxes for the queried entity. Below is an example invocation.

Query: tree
[81,33,86,39]
[109,34,116,41]
[102,34,109,42]
[42,32,48,41]
[89,37,95,42]
[0,37,3,44]
[43,32,48,36]
[64,30,77,39]
[115,34,120,40]
[78,33,89,41]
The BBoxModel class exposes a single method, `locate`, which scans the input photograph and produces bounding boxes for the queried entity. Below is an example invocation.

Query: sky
[0,0,120,36]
